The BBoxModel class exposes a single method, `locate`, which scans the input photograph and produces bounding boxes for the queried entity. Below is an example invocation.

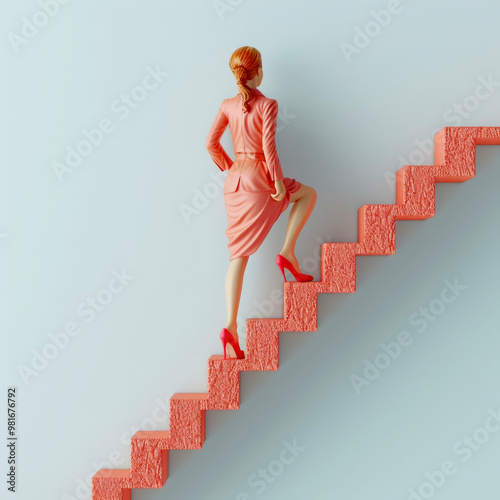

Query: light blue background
[1,0,500,499]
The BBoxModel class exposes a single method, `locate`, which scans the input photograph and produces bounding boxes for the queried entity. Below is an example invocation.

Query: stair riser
[168,400,206,449]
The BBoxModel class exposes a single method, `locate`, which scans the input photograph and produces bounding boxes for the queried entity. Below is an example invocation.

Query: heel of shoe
[281,269,287,281]
[220,328,228,360]
[275,253,313,282]
[278,265,287,282]
[220,327,244,360]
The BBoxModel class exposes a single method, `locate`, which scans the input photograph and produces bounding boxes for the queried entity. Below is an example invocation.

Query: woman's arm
[262,99,284,182]
[205,101,234,171]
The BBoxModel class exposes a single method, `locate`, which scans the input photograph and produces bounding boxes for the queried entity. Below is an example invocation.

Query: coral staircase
[92,126,500,499]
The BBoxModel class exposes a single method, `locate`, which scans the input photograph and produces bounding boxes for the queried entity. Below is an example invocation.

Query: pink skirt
[224,176,301,260]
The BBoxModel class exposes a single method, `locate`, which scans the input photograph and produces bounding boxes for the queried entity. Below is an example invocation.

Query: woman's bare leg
[224,255,249,357]
[279,184,317,272]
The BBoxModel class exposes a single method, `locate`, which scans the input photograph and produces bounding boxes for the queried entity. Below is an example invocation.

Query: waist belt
[234,152,266,161]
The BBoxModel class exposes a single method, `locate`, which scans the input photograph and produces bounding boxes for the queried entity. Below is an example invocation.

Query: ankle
[225,323,237,336]
[279,249,297,262]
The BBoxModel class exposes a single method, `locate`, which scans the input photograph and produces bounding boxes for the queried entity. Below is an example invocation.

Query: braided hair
[229,46,262,113]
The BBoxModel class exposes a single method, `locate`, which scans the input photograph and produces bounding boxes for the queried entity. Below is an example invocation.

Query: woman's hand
[271,179,286,201]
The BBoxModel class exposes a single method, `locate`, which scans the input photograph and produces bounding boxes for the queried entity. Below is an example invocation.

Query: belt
[234,152,266,161]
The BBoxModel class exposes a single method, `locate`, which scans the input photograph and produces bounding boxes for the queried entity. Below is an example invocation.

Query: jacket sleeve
[205,100,234,172]
[261,99,284,182]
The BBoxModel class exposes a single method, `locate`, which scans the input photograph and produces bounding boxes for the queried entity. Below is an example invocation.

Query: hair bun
[235,66,247,82]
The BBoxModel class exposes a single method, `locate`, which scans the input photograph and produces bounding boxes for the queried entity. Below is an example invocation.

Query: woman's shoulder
[225,91,276,102]
[222,92,277,114]
[254,92,278,109]
[253,90,277,106]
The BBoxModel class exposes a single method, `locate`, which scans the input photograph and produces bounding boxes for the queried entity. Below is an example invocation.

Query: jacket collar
[235,88,264,97]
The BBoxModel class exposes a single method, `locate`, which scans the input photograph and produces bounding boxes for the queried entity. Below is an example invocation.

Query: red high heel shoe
[275,253,313,282]
[220,328,245,360]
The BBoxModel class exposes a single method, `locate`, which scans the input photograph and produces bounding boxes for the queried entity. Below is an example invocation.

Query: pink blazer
[205,88,284,193]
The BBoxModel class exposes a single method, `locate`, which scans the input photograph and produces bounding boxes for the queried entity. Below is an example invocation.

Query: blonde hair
[229,46,262,113]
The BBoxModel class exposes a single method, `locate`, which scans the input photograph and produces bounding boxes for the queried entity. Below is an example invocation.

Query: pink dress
[206,88,301,260]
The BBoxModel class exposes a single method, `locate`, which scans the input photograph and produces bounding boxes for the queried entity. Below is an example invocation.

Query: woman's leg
[224,255,249,357]
[279,184,317,272]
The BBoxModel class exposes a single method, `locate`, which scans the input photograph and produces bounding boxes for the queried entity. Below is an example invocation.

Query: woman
[206,46,317,360]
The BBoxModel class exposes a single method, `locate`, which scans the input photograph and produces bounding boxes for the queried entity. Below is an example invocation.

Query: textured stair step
[244,318,282,371]
[168,393,207,449]
[130,431,169,488]
[395,165,436,219]
[283,281,319,332]
[434,127,477,179]
[357,204,397,255]
[207,356,242,410]
[320,242,359,293]
[92,469,131,500]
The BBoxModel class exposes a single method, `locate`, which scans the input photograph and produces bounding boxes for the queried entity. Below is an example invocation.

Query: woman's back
[206,88,283,183]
